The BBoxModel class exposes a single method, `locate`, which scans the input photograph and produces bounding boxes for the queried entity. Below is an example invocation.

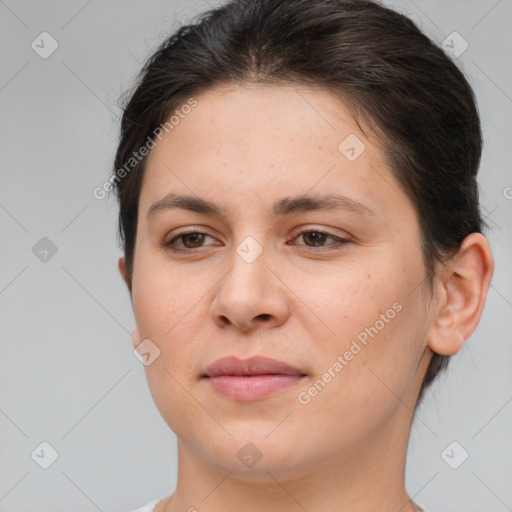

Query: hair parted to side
[111,0,484,404]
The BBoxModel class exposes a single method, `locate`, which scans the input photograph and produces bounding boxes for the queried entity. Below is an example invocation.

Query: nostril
[256,314,271,321]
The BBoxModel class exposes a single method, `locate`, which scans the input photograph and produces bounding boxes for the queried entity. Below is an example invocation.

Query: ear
[118,256,138,346]
[427,233,494,356]
[118,256,127,283]
[118,256,132,293]
[131,324,142,349]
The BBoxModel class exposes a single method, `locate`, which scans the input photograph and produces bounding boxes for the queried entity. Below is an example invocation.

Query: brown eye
[180,233,206,248]
[292,229,350,250]
[164,231,215,252]
[301,231,329,246]
[163,228,350,254]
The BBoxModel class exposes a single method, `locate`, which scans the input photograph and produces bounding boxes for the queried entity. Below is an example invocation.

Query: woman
[112,1,494,510]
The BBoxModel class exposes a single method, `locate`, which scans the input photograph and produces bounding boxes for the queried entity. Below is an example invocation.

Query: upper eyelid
[166,226,350,247]
[168,225,348,238]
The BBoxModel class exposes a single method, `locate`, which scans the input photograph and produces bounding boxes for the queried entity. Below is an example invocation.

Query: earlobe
[427,233,494,356]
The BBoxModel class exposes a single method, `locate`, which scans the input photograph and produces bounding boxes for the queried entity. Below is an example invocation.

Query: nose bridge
[211,233,289,330]
[224,234,270,301]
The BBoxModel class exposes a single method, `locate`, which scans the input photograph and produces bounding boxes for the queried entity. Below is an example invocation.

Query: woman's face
[125,83,436,478]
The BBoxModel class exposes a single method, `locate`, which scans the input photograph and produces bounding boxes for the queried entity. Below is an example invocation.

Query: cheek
[133,272,206,437]
[131,248,203,340]
[295,255,425,410]
[131,250,217,402]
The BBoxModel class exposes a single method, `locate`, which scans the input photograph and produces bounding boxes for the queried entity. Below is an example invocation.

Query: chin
[192,426,318,477]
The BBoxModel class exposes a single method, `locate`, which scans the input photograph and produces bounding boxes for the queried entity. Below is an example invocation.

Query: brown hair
[111,0,484,404]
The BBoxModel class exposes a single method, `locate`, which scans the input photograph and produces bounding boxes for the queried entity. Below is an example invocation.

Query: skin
[118,83,493,512]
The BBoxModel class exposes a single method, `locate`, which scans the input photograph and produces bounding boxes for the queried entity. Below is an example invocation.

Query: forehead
[139,83,413,222]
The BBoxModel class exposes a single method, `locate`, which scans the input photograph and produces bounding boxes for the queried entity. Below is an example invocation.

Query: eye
[164,230,217,252]
[162,227,351,253]
[290,228,350,250]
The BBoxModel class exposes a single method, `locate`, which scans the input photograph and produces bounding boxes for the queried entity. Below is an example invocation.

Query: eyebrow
[146,192,376,219]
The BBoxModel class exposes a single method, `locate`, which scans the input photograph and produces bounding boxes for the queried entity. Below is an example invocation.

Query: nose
[210,238,290,332]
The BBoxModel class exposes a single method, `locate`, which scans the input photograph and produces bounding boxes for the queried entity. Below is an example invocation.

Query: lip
[203,356,307,401]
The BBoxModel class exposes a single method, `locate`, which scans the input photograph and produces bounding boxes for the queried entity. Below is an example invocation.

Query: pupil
[306,232,325,246]
[185,233,204,247]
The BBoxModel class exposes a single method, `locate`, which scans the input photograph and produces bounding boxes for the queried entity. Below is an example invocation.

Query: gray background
[0,1,511,511]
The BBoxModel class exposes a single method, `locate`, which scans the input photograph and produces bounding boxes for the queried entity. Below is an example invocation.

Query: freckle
[367,274,371,278]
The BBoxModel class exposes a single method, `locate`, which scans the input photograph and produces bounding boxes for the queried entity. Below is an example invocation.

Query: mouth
[202,356,307,401]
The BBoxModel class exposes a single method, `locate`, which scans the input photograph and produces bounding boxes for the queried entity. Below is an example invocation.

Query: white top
[126,499,426,512]
[126,497,163,512]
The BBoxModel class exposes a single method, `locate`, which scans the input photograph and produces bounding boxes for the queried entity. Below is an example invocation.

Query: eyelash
[163,227,351,253]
